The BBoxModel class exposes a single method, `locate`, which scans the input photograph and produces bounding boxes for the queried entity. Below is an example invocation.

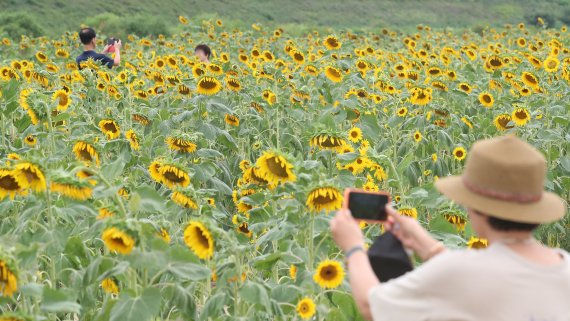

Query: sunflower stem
[308,212,315,270]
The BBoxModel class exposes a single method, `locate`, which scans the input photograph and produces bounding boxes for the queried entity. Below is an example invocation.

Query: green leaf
[270,284,299,303]
[238,281,270,311]
[199,292,227,321]
[209,177,233,195]
[252,252,282,270]
[331,291,357,317]
[94,298,118,321]
[64,235,89,268]
[41,287,82,314]
[110,287,161,321]
[101,150,131,180]
[132,185,167,213]
[167,262,210,281]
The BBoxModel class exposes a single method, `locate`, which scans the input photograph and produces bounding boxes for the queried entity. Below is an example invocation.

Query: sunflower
[396,107,408,117]
[347,127,362,143]
[236,222,253,238]
[461,117,474,129]
[521,71,539,90]
[512,108,530,126]
[413,131,422,142]
[225,114,240,127]
[445,214,467,231]
[97,208,115,220]
[0,169,25,200]
[324,35,341,50]
[184,221,214,260]
[102,227,135,255]
[52,89,71,111]
[125,130,140,151]
[73,141,100,166]
[13,162,46,192]
[453,147,467,161]
[166,137,197,153]
[324,66,343,83]
[23,135,37,147]
[131,114,150,126]
[178,16,189,25]
[493,114,514,131]
[177,84,191,95]
[197,76,222,95]
[35,51,48,63]
[158,228,171,243]
[149,160,163,183]
[171,190,198,209]
[255,151,296,186]
[458,82,472,94]
[485,55,503,70]
[99,120,120,140]
[313,260,344,289]
[410,87,432,105]
[242,167,269,186]
[478,92,494,108]
[226,78,241,92]
[289,265,297,280]
[158,164,190,188]
[134,90,149,100]
[467,236,488,249]
[306,186,343,213]
[296,297,316,320]
[101,278,119,295]
[0,258,18,297]
[543,57,560,72]
[50,178,93,200]
[398,207,418,219]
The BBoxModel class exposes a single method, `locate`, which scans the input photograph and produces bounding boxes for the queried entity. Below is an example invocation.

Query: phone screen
[348,192,389,221]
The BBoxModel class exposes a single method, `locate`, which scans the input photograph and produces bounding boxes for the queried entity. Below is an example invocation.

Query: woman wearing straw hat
[330,135,569,320]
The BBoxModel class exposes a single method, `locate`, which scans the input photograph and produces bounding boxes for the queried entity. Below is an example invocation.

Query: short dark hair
[195,44,211,58]
[472,209,540,231]
[79,28,96,45]
[487,216,539,232]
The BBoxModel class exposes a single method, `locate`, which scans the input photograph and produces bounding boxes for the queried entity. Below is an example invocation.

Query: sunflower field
[0,18,569,321]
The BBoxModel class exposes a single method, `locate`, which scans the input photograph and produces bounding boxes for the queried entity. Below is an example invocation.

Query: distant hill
[1,0,570,38]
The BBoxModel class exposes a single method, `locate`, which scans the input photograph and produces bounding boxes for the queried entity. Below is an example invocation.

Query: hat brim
[435,176,566,224]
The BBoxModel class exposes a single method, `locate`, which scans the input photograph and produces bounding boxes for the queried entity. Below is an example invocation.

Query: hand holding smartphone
[343,189,391,223]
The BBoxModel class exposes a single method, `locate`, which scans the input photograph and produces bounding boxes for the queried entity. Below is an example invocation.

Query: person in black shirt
[76,27,121,69]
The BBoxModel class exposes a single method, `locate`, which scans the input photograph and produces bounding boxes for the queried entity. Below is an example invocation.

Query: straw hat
[435,135,566,224]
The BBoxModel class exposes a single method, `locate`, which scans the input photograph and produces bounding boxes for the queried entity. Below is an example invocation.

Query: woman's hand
[330,209,365,252]
[383,205,442,260]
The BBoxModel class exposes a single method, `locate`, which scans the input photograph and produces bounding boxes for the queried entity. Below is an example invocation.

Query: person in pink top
[331,135,569,321]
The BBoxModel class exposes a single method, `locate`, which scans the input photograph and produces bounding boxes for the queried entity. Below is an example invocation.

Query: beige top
[369,243,570,321]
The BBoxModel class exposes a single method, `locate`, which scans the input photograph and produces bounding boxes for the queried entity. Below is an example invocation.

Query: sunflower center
[196,228,210,249]
[111,236,126,248]
[313,194,335,205]
[79,148,93,161]
[200,79,217,89]
[265,157,288,178]
[455,151,464,158]
[482,95,491,103]
[103,123,118,133]
[23,169,39,182]
[515,110,528,120]
[320,265,337,280]
[327,68,341,78]
[0,174,20,190]
[163,169,186,183]
[320,136,343,148]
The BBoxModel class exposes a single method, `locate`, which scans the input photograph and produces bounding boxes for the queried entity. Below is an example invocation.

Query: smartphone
[106,38,117,53]
[343,189,390,223]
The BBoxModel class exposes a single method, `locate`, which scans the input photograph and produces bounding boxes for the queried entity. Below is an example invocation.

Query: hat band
[462,177,542,203]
